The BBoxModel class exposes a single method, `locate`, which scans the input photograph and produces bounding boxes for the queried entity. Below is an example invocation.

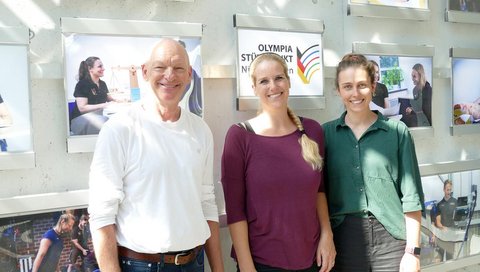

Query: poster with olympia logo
[236,28,324,97]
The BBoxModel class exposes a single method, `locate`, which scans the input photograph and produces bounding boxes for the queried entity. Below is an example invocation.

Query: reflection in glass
[349,0,429,9]
[420,170,480,266]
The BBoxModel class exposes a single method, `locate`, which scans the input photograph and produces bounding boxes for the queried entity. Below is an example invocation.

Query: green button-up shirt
[323,111,424,240]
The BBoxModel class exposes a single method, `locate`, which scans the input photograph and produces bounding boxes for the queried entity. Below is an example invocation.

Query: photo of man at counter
[421,173,480,265]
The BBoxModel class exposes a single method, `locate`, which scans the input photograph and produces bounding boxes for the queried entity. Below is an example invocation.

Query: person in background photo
[369,60,390,109]
[221,52,335,272]
[323,53,424,272]
[401,63,432,127]
[70,56,118,135]
[88,38,224,272]
[68,214,91,271]
[0,93,13,127]
[32,213,76,272]
[435,179,457,261]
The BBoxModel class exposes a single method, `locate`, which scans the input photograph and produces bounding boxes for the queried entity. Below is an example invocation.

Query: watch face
[406,246,421,255]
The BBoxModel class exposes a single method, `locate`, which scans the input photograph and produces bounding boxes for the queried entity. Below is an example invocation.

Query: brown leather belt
[118,245,203,265]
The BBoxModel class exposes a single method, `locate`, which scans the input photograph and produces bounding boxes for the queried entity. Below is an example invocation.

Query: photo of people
[0,208,97,272]
[0,44,32,153]
[366,55,433,128]
[420,170,479,265]
[64,34,202,136]
[449,0,480,12]
[452,58,480,125]
[350,0,429,9]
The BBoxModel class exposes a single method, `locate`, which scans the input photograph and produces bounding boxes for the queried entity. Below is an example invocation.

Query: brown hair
[78,56,100,83]
[335,53,376,89]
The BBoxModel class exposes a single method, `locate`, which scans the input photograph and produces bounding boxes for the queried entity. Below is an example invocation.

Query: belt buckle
[174,252,188,265]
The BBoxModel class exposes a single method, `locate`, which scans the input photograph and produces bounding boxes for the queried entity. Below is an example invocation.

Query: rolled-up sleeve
[398,127,425,212]
[88,121,126,231]
[202,130,219,222]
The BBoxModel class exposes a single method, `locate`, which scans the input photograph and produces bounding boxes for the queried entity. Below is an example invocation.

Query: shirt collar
[335,110,390,132]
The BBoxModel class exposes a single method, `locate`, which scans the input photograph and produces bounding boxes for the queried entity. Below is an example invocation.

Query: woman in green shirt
[323,54,424,272]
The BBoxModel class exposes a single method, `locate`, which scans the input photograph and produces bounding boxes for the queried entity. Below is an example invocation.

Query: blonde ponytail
[287,108,323,171]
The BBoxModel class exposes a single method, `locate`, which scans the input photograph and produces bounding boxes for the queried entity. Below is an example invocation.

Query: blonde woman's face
[411,69,420,86]
[252,59,290,110]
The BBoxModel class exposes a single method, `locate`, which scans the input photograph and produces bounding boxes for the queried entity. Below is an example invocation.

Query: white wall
[1,0,480,271]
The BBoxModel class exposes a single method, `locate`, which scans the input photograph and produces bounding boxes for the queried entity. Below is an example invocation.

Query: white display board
[234,14,325,111]
[0,26,35,170]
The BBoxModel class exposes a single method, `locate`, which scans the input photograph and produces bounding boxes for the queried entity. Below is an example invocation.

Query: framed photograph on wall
[0,206,91,272]
[0,26,35,170]
[446,0,480,24]
[420,169,480,266]
[450,47,480,135]
[61,17,203,153]
[348,0,430,20]
[234,14,325,111]
[353,42,435,137]
[0,189,88,272]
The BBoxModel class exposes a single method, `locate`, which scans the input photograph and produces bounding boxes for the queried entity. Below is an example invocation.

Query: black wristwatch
[405,246,421,256]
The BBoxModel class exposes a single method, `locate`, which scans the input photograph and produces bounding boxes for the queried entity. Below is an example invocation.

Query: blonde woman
[401,63,432,127]
[221,52,335,272]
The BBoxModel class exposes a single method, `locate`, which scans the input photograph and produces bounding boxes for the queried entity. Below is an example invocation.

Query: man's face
[79,217,89,228]
[444,183,453,199]
[142,41,192,108]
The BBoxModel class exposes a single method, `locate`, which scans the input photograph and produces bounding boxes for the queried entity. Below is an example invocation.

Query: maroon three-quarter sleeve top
[221,117,325,270]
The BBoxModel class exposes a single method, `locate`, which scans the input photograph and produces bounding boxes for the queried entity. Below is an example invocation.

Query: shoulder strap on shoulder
[236,121,255,133]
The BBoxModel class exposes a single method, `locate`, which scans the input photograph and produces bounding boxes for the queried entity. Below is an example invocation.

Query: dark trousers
[237,262,319,272]
[332,215,406,272]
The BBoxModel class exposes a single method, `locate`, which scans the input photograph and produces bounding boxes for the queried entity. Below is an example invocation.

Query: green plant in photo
[383,66,404,90]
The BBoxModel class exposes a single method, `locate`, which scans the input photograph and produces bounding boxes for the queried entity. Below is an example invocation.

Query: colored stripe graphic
[297,45,321,84]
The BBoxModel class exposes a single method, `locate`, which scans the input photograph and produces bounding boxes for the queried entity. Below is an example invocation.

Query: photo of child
[452,58,480,125]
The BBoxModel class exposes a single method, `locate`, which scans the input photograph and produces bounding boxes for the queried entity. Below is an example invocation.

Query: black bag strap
[237,117,303,134]
[237,121,255,133]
